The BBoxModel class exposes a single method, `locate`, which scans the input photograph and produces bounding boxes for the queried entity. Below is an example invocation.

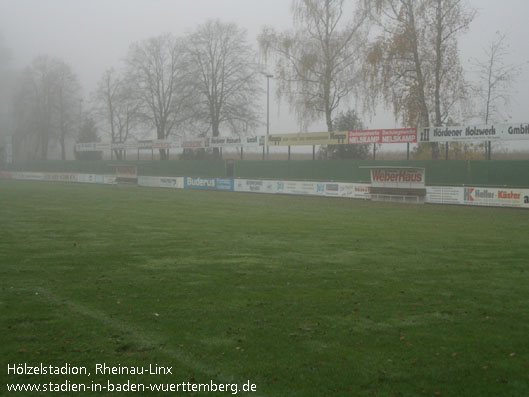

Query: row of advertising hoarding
[72,123,529,153]
[267,123,529,145]
[1,171,528,209]
[75,136,265,152]
[74,130,418,152]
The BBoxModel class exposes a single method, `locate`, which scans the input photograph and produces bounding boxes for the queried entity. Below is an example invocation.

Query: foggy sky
[1,0,528,144]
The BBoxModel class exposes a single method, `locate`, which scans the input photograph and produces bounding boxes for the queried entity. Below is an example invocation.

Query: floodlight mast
[260,72,274,160]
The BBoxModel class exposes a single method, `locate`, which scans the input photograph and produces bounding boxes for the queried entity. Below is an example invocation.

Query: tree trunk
[60,136,66,160]
[212,118,220,158]
[407,1,434,158]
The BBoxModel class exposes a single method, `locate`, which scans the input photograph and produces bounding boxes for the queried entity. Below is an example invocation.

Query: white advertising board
[275,181,327,196]
[235,179,278,194]
[208,136,265,148]
[419,123,529,143]
[159,177,184,189]
[77,174,98,184]
[138,176,184,188]
[103,175,117,184]
[337,183,371,199]
[426,186,529,208]
[462,187,529,208]
[43,173,79,183]
[138,176,160,188]
[426,186,463,205]
[12,172,45,181]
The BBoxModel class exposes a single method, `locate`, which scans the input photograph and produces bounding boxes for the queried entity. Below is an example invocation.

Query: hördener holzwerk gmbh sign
[419,123,529,142]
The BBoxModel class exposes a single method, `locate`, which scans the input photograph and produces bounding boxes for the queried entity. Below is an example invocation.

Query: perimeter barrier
[4,160,529,188]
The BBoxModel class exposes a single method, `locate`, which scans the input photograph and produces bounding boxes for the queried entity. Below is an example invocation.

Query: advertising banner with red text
[370,168,425,188]
[348,129,417,144]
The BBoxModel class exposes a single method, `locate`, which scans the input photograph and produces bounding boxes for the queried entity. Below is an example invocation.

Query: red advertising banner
[348,128,417,144]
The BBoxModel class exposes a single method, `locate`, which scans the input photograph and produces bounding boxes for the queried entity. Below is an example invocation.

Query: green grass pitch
[1,180,528,396]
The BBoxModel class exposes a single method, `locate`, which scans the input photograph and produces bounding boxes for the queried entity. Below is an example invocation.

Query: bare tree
[471,32,523,159]
[93,68,139,160]
[75,116,102,161]
[365,0,474,158]
[55,60,81,160]
[126,34,194,159]
[13,55,81,160]
[259,0,369,132]
[0,33,12,101]
[0,32,13,148]
[185,20,261,155]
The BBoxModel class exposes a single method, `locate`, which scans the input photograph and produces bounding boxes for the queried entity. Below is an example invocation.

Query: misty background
[0,0,528,160]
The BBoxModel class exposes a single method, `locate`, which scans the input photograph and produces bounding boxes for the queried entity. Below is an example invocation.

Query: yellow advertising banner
[267,131,348,146]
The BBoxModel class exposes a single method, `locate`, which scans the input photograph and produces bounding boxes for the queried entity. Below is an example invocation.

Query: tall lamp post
[263,73,273,160]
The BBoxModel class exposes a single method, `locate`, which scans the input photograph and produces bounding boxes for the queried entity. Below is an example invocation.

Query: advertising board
[463,187,529,208]
[138,176,161,188]
[215,178,235,191]
[76,174,97,184]
[13,172,45,181]
[208,136,265,148]
[103,175,116,184]
[419,123,529,143]
[426,186,463,205]
[184,177,234,191]
[138,176,183,188]
[337,183,371,199]
[180,139,208,148]
[273,181,327,196]
[268,132,348,146]
[425,186,529,208]
[185,177,216,190]
[348,129,417,144]
[42,173,78,183]
[235,179,278,194]
[159,177,183,189]
[370,168,425,188]
[75,142,99,152]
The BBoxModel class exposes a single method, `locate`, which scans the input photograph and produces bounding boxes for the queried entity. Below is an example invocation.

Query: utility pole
[262,73,273,160]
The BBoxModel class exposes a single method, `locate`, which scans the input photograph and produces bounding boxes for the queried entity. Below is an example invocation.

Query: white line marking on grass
[33,287,267,396]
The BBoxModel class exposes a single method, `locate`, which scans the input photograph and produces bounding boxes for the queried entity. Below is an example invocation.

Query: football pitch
[1,180,528,396]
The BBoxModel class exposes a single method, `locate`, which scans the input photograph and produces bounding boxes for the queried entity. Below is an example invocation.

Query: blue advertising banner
[215,178,234,191]
[184,177,234,191]
[185,177,217,190]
